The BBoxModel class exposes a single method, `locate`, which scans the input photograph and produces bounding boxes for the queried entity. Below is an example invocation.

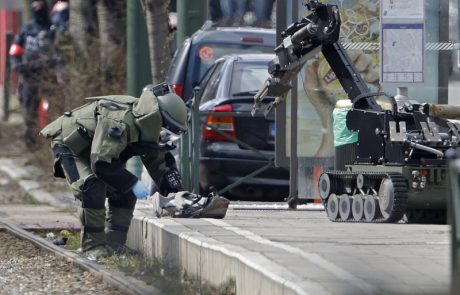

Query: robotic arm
[252,1,340,116]
[252,0,381,117]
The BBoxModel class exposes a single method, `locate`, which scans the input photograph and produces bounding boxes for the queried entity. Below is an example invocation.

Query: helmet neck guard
[133,91,162,142]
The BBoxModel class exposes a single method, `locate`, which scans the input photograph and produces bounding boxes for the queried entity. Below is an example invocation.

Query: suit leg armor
[79,176,107,254]
[106,191,137,253]
[54,145,108,257]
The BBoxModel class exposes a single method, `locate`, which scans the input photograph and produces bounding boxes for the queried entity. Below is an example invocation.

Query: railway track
[0,219,161,295]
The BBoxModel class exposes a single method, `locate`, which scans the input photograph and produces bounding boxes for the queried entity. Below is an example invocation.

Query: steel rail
[0,219,161,295]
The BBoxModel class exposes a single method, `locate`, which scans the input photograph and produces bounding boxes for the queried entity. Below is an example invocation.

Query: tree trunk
[140,0,171,84]
[97,0,126,68]
[69,0,98,52]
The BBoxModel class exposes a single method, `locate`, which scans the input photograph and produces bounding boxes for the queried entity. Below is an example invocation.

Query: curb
[127,205,320,295]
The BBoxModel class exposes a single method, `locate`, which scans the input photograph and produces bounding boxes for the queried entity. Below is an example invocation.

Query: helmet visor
[160,108,188,135]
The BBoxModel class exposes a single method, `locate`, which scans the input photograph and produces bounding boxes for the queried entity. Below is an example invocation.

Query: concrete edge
[0,158,78,211]
[126,212,316,295]
[0,158,30,180]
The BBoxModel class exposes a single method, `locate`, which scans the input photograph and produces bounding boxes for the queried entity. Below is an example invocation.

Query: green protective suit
[40,91,180,256]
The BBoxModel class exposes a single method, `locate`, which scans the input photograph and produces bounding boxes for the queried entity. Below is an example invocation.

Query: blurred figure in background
[219,0,247,26]
[252,0,275,28]
[9,0,54,145]
[50,0,69,33]
[209,0,223,22]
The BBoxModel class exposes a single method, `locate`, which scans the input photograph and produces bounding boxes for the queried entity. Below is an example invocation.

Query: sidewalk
[0,157,451,295]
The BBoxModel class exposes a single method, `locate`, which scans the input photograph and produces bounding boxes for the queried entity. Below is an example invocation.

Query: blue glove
[132,181,150,199]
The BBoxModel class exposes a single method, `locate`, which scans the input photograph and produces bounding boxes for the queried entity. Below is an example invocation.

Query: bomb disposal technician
[40,83,187,259]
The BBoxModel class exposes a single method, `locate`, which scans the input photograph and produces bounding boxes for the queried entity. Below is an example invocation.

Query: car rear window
[192,44,273,85]
[230,61,271,95]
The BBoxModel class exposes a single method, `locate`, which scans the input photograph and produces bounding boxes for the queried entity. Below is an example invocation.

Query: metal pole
[191,88,201,193]
[2,33,12,122]
[275,0,289,168]
[449,159,460,295]
[177,0,208,44]
[177,0,208,189]
[438,0,450,104]
[287,0,299,209]
[126,0,152,178]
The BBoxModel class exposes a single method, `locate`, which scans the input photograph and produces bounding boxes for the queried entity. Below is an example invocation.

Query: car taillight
[203,104,236,142]
[172,84,183,98]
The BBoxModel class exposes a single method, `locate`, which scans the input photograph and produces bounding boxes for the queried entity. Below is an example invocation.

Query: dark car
[196,54,289,200]
[166,21,276,102]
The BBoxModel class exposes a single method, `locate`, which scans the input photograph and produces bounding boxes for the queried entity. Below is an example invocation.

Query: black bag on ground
[152,191,229,219]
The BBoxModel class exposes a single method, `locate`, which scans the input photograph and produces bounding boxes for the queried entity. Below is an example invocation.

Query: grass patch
[30,230,236,294]
[100,253,236,295]
[32,229,80,251]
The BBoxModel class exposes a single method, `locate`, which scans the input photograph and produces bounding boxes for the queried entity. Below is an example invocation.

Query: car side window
[200,61,225,104]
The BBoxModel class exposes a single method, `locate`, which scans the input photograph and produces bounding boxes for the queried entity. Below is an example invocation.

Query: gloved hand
[132,180,150,199]
[159,169,183,196]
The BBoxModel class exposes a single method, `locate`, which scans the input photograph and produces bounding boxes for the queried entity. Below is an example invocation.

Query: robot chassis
[253,1,460,223]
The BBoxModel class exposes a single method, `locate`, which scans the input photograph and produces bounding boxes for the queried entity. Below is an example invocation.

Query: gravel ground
[0,232,125,295]
[0,175,126,295]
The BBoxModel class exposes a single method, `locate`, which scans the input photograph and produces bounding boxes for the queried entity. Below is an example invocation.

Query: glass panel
[192,44,274,86]
[230,62,271,95]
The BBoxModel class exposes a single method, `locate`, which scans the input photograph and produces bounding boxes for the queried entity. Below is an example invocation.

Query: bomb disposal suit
[40,84,187,258]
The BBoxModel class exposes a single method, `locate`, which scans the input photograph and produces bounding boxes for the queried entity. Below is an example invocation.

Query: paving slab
[0,204,80,230]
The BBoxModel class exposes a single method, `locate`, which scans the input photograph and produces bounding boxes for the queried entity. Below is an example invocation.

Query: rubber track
[322,171,409,223]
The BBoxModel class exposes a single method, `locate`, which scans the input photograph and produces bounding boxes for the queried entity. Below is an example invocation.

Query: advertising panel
[289,0,382,158]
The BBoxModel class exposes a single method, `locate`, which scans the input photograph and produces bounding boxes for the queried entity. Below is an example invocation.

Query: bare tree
[68,0,98,52]
[140,0,171,84]
[97,0,126,68]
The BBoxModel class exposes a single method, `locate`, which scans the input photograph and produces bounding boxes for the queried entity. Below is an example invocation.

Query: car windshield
[230,61,271,96]
[193,44,273,86]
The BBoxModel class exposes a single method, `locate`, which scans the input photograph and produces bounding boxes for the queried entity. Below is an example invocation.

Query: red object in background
[38,98,49,129]
[8,44,23,56]
[0,9,19,88]
[171,83,183,98]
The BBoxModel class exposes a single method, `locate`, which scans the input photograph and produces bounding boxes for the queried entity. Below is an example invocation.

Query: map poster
[381,0,424,19]
[381,23,424,83]
[380,0,425,85]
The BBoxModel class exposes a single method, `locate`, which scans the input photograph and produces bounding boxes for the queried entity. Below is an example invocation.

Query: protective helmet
[157,92,188,135]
